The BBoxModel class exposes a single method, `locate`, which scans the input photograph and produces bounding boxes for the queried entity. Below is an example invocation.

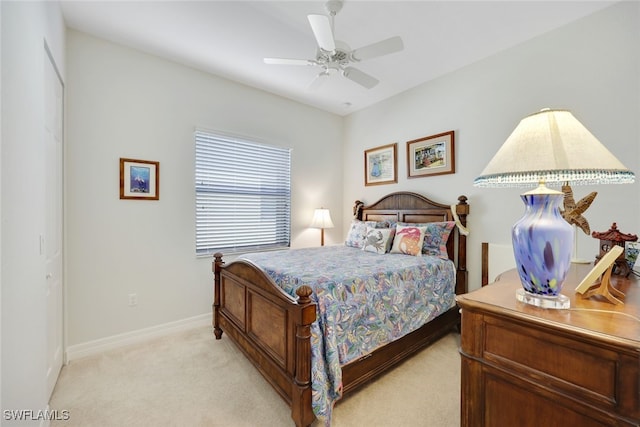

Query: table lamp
[474,108,634,309]
[310,208,334,246]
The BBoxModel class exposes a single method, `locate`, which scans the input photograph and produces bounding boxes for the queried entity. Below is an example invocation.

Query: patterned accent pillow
[362,226,396,254]
[423,221,456,258]
[390,225,427,256]
[373,219,397,229]
[398,221,455,258]
[345,220,377,248]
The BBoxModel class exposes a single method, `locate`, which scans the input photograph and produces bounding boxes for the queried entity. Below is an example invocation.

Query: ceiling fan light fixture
[264,0,403,90]
[307,69,332,91]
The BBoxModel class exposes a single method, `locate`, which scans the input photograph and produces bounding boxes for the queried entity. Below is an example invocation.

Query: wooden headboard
[354,191,469,295]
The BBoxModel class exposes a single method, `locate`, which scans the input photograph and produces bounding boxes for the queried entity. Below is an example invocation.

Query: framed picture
[119,158,159,200]
[407,131,455,178]
[364,143,398,186]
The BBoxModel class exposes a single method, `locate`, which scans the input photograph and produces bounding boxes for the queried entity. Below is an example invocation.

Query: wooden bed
[212,191,469,426]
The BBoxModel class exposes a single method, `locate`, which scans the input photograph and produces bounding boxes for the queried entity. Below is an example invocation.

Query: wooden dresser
[457,264,639,427]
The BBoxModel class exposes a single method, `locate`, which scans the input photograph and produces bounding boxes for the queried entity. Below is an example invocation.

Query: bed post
[455,196,470,294]
[212,252,224,339]
[354,200,364,220]
[291,285,316,427]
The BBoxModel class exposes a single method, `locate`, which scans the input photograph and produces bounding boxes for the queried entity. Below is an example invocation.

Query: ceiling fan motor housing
[316,40,350,68]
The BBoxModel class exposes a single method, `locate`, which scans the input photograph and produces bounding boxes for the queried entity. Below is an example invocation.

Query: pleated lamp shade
[310,208,334,246]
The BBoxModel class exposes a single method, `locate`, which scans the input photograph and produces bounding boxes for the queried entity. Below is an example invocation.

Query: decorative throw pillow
[345,220,377,248]
[422,221,456,258]
[362,226,396,254]
[390,225,427,256]
[374,219,397,229]
[397,221,455,258]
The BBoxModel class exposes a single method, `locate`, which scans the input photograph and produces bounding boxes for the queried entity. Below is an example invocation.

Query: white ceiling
[60,0,616,116]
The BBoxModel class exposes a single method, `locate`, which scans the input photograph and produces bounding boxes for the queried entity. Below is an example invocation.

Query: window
[195,130,291,255]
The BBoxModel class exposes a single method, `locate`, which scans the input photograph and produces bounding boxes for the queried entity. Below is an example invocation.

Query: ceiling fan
[264,0,404,90]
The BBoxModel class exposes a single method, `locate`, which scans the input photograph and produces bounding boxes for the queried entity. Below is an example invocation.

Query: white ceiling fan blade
[342,67,379,89]
[308,14,336,52]
[351,36,404,62]
[307,71,330,91]
[264,57,316,66]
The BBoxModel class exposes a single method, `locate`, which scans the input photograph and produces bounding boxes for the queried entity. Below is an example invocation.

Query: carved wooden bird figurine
[560,184,597,235]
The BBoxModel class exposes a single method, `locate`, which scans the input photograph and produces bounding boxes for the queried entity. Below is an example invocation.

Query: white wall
[1,0,66,423]
[343,1,640,291]
[65,30,343,346]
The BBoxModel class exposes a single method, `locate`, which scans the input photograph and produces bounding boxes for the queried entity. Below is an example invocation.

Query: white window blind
[195,130,291,255]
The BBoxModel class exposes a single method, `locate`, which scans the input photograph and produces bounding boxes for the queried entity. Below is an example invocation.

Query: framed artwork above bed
[364,143,398,186]
[407,131,455,178]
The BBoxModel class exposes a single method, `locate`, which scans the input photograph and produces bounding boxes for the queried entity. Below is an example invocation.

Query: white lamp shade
[474,109,634,187]
[310,208,334,229]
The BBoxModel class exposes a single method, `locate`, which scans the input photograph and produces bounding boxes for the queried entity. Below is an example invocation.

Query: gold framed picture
[119,158,159,200]
[407,131,455,178]
[364,143,398,186]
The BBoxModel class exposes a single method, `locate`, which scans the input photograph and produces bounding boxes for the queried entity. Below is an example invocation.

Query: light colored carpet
[50,326,460,426]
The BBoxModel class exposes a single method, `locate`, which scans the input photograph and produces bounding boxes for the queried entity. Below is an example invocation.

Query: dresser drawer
[481,315,639,420]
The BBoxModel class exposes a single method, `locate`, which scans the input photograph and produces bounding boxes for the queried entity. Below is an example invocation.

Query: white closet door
[44,47,64,399]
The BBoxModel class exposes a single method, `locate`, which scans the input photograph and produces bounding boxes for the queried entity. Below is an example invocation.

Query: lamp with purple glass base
[474,108,634,309]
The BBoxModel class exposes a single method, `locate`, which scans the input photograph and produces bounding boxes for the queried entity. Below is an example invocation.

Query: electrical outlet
[128,293,138,307]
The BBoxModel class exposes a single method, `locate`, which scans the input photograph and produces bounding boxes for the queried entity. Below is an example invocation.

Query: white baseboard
[65,313,211,362]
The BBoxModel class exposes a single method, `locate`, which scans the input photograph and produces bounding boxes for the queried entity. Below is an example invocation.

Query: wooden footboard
[213,192,469,427]
[213,256,317,427]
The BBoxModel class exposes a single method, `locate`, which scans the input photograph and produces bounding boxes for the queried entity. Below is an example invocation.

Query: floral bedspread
[239,245,456,424]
